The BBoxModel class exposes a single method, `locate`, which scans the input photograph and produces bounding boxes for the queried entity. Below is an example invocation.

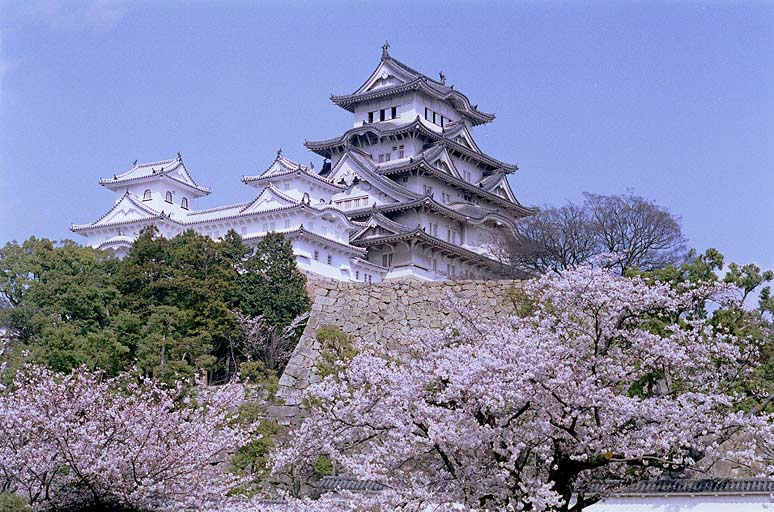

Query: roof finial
[381,40,390,57]
[177,152,182,161]
[439,71,446,85]
[277,147,282,157]
[132,159,138,166]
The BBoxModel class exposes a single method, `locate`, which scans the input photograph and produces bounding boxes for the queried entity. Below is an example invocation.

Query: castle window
[355,271,360,280]
[381,253,393,268]
[399,145,404,158]
[391,106,397,119]
[165,191,173,203]
[326,254,332,265]
[313,250,319,261]
[181,197,189,209]
[143,189,152,201]
[368,111,374,123]
[379,109,385,121]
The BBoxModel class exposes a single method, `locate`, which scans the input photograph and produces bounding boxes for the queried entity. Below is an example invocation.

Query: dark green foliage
[315,324,357,378]
[241,232,310,327]
[0,229,310,385]
[0,493,31,512]
[637,248,774,411]
[313,455,334,477]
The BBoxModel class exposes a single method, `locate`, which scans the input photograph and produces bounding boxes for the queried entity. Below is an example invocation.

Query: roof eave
[99,176,211,196]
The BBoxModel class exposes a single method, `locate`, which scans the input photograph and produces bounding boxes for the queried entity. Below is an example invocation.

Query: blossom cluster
[273,266,774,511]
[0,365,255,511]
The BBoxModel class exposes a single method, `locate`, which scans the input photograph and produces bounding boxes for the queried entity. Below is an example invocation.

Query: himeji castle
[72,43,536,282]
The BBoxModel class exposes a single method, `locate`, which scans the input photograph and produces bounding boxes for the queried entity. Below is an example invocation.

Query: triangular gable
[104,157,208,194]
[259,154,308,177]
[355,58,418,95]
[92,194,159,227]
[327,152,371,187]
[428,147,462,179]
[328,153,412,203]
[351,212,407,241]
[165,161,199,188]
[447,125,482,153]
[112,158,177,181]
[240,186,298,214]
[490,176,518,202]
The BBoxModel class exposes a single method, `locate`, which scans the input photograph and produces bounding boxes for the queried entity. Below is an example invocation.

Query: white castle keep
[72,44,536,282]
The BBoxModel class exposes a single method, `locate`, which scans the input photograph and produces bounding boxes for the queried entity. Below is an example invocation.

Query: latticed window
[165,191,173,203]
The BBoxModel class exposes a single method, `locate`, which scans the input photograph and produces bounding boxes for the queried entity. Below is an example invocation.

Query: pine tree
[241,232,310,327]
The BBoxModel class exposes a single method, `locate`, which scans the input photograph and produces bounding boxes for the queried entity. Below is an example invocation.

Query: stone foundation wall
[273,277,521,421]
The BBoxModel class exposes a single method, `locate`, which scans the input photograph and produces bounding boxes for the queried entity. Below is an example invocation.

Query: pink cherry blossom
[273,266,774,511]
[0,365,256,511]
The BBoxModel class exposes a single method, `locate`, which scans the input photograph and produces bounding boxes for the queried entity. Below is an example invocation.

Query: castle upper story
[72,44,535,282]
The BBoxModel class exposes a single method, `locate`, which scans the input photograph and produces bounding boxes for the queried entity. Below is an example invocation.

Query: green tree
[638,248,774,411]
[241,232,309,327]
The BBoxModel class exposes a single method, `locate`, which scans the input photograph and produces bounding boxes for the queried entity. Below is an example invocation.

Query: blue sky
[1,1,772,270]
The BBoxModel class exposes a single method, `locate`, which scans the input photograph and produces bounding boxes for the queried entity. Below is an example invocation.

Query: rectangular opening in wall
[368,111,374,123]
[380,109,385,121]
[391,106,397,119]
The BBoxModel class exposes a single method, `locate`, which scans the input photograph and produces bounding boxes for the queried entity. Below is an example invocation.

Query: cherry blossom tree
[273,267,774,511]
[0,365,256,512]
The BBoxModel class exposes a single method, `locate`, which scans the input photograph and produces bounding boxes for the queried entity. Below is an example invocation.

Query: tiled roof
[71,192,161,232]
[357,196,516,227]
[316,476,386,492]
[477,172,505,191]
[242,152,342,190]
[244,227,366,255]
[305,117,517,173]
[99,156,210,195]
[329,151,421,202]
[614,479,774,496]
[331,52,495,126]
[351,227,503,267]
[375,157,535,216]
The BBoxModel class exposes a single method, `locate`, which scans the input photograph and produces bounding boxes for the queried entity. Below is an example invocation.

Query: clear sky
[1,1,772,270]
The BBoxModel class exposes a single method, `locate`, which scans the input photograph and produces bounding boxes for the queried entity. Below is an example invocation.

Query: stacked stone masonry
[274,277,521,421]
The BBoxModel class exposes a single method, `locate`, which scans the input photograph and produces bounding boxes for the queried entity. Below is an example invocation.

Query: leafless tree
[508,192,686,275]
[233,312,309,374]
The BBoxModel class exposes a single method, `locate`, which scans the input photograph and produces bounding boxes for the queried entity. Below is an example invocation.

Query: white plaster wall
[586,495,773,512]
[118,182,194,215]
[452,157,486,185]
[353,92,413,127]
